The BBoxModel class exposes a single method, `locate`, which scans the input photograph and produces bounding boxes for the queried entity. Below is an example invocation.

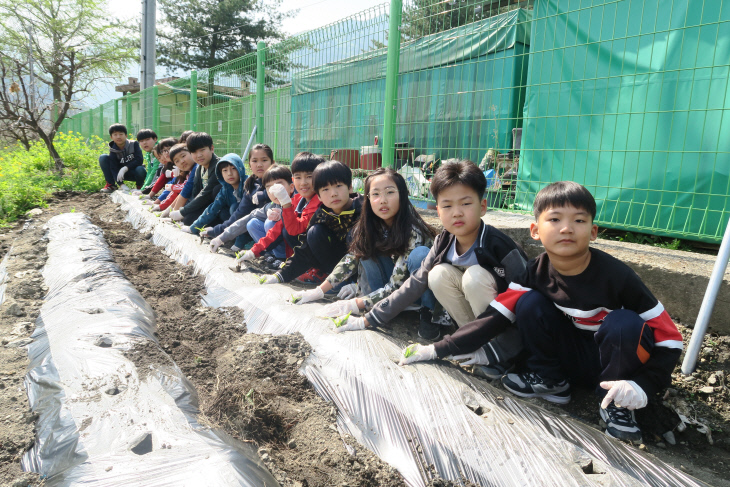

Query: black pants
[516,291,655,393]
[279,224,348,281]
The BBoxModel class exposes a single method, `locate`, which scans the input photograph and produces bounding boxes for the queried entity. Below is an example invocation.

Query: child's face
[192,146,214,167]
[111,131,127,147]
[368,174,400,227]
[265,178,294,204]
[436,184,487,238]
[318,181,352,214]
[158,147,171,164]
[249,149,273,179]
[173,151,194,172]
[530,205,597,259]
[220,164,240,186]
[292,171,314,200]
[139,137,157,152]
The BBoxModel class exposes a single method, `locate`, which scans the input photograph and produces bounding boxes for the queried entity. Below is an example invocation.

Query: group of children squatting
[98,124,684,445]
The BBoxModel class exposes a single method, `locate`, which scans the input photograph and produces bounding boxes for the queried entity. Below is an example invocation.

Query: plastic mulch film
[113,192,706,487]
[21,213,278,486]
[0,244,9,306]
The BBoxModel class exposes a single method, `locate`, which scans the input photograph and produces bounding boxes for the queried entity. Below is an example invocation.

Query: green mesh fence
[61,0,730,243]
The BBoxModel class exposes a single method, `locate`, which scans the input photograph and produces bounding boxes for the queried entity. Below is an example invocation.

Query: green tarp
[518,0,730,242]
[290,8,532,163]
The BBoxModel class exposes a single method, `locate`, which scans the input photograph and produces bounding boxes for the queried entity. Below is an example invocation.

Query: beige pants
[428,264,498,327]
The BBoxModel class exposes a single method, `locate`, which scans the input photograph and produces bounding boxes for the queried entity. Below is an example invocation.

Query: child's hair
[313,160,352,193]
[350,168,437,260]
[244,143,275,193]
[533,181,596,220]
[169,143,190,163]
[151,146,159,159]
[291,151,324,174]
[179,130,194,143]
[136,129,158,141]
[157,137,178,154]
[262,164,293,186]
[108,123,127,135]
[430,160,486,201]
[186,132,214,152]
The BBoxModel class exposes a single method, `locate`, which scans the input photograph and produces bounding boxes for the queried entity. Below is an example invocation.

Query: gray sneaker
[471,361,515,380]
[600,401,643,443]
[501,371,571,404]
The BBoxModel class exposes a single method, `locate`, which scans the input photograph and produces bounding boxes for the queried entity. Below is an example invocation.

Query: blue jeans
[359,245,435,309]
[99,154,146,187]
[247,218,286,258]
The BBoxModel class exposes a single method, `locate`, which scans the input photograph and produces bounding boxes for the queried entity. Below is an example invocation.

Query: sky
[89,0,386,107]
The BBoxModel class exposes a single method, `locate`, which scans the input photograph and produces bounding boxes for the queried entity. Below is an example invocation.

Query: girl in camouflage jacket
[292,168,438,317]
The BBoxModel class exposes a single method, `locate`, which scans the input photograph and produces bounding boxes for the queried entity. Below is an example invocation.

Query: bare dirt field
[0,192,728,486]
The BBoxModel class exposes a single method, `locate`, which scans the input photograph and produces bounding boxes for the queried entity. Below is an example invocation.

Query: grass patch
[0,132,107,226]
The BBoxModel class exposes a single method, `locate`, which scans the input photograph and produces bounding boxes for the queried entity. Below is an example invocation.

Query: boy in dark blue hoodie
[183,153,247,235]
[99,123,146,193]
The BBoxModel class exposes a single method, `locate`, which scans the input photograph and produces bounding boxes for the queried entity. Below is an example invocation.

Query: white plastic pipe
[241,125,257,161]
[681,216,730,374]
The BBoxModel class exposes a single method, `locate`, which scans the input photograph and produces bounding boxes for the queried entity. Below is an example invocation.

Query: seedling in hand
[291,294,301,304]
[329,312,352,328]
[234,251,242,272]
[195,226,206,244]
[257,275,266,284]
[403,344,417,359]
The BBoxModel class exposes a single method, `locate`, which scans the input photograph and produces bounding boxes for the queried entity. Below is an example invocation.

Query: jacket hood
[215,153,247,194]
[108,139,132,154]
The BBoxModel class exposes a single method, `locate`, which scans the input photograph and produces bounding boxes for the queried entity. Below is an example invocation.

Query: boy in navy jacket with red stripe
[399,181,683,444]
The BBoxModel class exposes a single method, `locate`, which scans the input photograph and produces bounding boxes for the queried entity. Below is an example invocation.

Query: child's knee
[514,291,554,327]
[462,266,497,296]
[406,246,429,273]
[596,309,654,356]
[246,218,260,233]
[427,263,454,290]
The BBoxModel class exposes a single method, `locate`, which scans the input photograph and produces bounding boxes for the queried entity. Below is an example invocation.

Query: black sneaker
[501,372,571,404]
[418,307,440,340]
[268,259,283,270]
[471,361,515,380]
[600,401,643,443]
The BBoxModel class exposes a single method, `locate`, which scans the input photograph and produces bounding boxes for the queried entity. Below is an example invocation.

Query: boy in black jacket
[331,161,527,366]
[99,123,146,193]
[170,132,222,226]
[257,161,363,285]
[400,181,683,443]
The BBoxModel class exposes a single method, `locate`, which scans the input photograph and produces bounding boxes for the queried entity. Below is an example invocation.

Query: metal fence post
[274,87,281,160]
[256,41,266,144]
[153,85,159,134]
[190,70,198,130]
[126,96,132,131]
[99,104,104,138]
[114,98,119,123]
[88,109,93,140]
[381,0,403,168]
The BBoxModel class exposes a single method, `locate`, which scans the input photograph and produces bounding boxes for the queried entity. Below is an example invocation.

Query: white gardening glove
[337,283,358,300]
[170,210,183,221]
[451,347,490,366]
[152,205,160,212]
[600,380,647,410]
[252,193,259,205]
[291,287,324,304]
[319,298,360,318]
[258,274,280,285]
[202,227,214,237]
[165,184,172,191]
[132,190,142,196]
[332,315,366,333]
[399,344,437,365]
[268,183,291,207]
[116,166,128,183]
[142,200,154,206]
[267,207,282,221]
[160,207,171,218]
[209,237,224,253]
[236,251,256,264]
[181,225,192,234]
[165,168,180,178]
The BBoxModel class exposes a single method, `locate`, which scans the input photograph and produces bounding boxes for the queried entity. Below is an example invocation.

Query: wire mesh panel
[519,0,730,241]
[155,77,192,139]
[264,4,391,170]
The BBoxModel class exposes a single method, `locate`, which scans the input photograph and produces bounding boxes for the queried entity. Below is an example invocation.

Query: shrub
[0,132,107,226]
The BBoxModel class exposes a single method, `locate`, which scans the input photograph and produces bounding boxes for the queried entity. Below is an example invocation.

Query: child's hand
[181,225,192,234]
[236,251,256,264]
[331,314,366,333]
[399,344,436,365]
[337,283,358,300]
[320,298,359,318]
[267,207,282,222]
[258,274,280,285]
[209,237,224,253]
[451,348,489,366]
[170,210,183,221]
[291,287,324,304]
[600,380,647,410]
[268,184,291,207]
[116,167,128,182]
[160,207,171,218]
[152,205,160,212]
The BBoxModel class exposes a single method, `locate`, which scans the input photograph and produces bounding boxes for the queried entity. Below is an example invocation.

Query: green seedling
[138,194,146,200]
[329,312,352,328]
[291,294,301,304]
[70,207,76,213]
[244,388,255,405]
[234,251,242,272]
[194,356,203,366]
[257,275,267,284]
[403,344,418,359]
[195,226,206,244]
[174,222,182,229]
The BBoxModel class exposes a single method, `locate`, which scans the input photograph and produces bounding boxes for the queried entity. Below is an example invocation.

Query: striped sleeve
[640,302,684,350]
